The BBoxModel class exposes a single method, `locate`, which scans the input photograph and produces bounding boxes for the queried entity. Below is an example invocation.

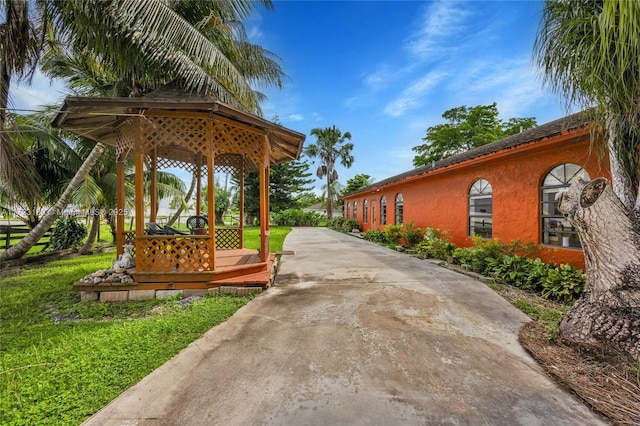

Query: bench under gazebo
[52,87,305,299]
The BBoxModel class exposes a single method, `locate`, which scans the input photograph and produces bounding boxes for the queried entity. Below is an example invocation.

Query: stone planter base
[80,286,263,303]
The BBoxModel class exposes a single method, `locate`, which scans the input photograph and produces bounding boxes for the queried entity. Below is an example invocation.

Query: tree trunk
[556,177,640,357]
[79,206,101,254]
[107,213,117,243]
[0,142,107,263]
[215,211,224,226]
[166,170,196,226]
[326,174,333,220]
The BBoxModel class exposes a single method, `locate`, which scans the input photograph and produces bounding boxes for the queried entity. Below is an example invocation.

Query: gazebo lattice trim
[142,116,210,156]
[212,121,265,167]
[115,121,136,161]
[136,237,212,273]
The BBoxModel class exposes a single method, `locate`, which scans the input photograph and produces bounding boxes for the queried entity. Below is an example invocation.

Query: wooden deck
[74,249,276,294]
[132,248,274,287]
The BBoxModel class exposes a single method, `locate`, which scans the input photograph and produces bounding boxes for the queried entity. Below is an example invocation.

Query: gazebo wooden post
[239,159,244,248]
[259,163,269,262]
[195,155,202,216]
[115,159,125,256]
[134,119,146,239]
[150,148,157,223]
[207,153,216,269]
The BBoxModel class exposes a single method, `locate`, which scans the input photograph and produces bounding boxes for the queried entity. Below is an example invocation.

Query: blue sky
[12,0,572,191]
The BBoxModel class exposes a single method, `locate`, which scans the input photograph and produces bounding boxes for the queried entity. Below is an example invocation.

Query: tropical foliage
[343,173,373,195]
[412,103,537,166]
[304,125,354,219]
[271,209,324,227]
[239,160,315,225]
[1,0,286,261]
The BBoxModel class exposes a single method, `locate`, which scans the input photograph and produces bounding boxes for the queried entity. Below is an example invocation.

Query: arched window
[469,179,492,238]
[380,196,387,225]
[345,202,350,218]
[395,193,403,225]
[363,199,369,224]
[541,164,589,248]
[353,201,358,221]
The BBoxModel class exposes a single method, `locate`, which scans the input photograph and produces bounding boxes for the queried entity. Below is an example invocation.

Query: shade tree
[412,103,537,167]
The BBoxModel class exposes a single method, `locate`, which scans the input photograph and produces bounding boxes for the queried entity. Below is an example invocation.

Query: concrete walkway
[83,227,604,425]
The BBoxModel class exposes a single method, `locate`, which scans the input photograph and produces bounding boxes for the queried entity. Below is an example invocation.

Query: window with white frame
[468,179,492,238]
[380,196,387,225]
[541,164,589,248]
[363,199,368,223]
[395,193,403,225]
[346,202,350,218]
[353,201,357,221]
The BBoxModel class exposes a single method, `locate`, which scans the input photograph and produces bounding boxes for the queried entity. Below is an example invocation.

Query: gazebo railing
[215,228,241,250]
[135,236,213,273]
[125,228,244,274]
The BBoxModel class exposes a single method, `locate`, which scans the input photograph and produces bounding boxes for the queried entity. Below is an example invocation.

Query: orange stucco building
[341,112,610,270]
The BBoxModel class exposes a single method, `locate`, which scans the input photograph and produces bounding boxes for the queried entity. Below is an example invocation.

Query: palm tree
[0,0,285,262]
[534,0,640,356]
[166,170,197,227]
[44,0,281,112]
[304,126,354,219]
[0,0,45,199]
[0,112,81,227]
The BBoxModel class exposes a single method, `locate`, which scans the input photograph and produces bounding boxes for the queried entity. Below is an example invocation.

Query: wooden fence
[0,224,52,251]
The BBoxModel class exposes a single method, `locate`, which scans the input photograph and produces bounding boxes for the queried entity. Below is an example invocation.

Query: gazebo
[52,87,305,294]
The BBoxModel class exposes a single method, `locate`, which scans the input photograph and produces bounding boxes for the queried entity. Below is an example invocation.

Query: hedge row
[360,225,585,304]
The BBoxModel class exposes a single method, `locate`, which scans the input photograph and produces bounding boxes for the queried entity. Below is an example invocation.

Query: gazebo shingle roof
[51,86,305,165]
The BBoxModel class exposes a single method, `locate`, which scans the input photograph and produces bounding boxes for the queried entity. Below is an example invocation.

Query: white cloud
[246,11,264,41]
[444,56,549,118]
[362,64,397,91]
[310,112,324,122]
[384,71,447,117]
[247,25,264,41]
[9,70,67,113]
[406,0,471,60]
[287,113,304,122]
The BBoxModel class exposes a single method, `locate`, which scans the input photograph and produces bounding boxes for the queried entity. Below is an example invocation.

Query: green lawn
[0,226,292,425]
[243,226,291,252]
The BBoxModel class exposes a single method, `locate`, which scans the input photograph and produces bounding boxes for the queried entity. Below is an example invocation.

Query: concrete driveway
[84,227,604,425]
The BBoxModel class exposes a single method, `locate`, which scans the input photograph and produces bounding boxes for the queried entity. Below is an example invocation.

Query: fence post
[4,226,10,249]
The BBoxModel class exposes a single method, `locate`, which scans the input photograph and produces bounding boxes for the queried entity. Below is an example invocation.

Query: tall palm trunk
[166,171,197,226]
[0,142,106,263]
[79,205,101,254]
[326,173,333,219]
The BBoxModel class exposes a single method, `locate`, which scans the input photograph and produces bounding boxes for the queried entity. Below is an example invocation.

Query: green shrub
[327,216,344,230]
[485,255,532,287]
[522,258,552,292]
[271,209,324,227]
[452,237,540,274]
[363,229,388,244]
[48,216,87,251]
[540,263,585,303]
[327,217,360,233]
[415,228,455,260]
[384,224,403,244]
[452,245,491,273]
[484,254,584,303]
[402,222,425,247]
